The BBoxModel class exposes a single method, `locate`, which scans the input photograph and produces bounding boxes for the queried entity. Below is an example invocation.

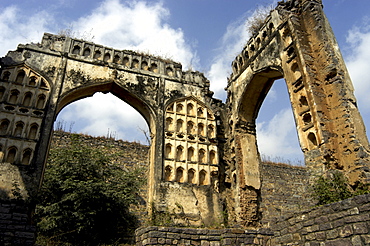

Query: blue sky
[1,0,370,164]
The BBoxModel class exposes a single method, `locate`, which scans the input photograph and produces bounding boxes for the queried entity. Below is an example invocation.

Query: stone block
[181,233,192,239]
[326,228,339,239]
[167,232,181,239]
[351,235,364,246]
[305,232,316,241]
[158,237,166,244]
[314,216,329,224]
[332,218,345,228]
[197,229,209,235]
[361,234,370,244]
[353,222,369,234]
[325,238,352,246]
[339,225,353,237]
[279,233,293,243]
[345,214,369,223]
[315,231,325,241]
[200,240,209,246]
[209,241,220,246]
[359,203,370,212]
[319,222,333,231]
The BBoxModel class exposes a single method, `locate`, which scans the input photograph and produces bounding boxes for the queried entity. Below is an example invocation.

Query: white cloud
[207,15,250,100]
[54,0,200,142]
[256,108,303,163]
[71,0,198,68]
[0,6,53,56]
[206,2,277,100]
[57,93,149,143]
[345,21,370,114]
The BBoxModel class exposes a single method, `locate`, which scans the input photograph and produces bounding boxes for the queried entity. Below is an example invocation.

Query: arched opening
[175,167,184,183]
[44,84,155,242]
[83,48,91,57]
[29,76,37,86]
[103,53,111,62]
[0,119,10,135]
[113,55,120,64]
[150,64,158,73]
[176,103,183,113]
[165,117,173,131]
[9,89,20,104]
[72,45,81,55]
[187,147,194,161]
[176,119,183,133]
[36,94,46,109]
[197,107,204,117]
[23,92,33,107]
[198,149,206,163]
[14,121,24,137]
[176,146,184,161]
[40,79,48,89]
[208,124,215,138]
[210,150,217,164]
[28,123,39,139]
[165,166,172,181]
[2,71,11,81]
[239,69,304,165]
[6,147,17,163]
[198,123,204,136]
[141,61,148,70]
[165,143,172,159]
[15,70,26,83]
[188,168,195,184]
[187,103,194,115]
[187,121,194,135]
[21,148,32,165]
[94,50,101,59]
[199,170,207,185]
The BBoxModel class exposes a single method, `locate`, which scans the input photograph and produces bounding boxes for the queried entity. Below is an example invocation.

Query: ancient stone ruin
[0,0,369,245]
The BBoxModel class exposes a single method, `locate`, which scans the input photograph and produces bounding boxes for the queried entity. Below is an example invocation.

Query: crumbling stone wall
[271,193,370,245]
[1,0,370,243]
[135,226,273,246]
[260,162,313,228]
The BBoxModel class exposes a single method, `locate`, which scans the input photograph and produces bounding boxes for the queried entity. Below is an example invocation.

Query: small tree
[35,134,144,245]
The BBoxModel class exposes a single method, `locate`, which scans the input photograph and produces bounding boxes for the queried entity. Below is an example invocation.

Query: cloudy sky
[1,0,370,164]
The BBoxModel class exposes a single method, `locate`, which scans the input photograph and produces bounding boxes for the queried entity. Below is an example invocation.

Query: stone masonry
[0,0,369,244]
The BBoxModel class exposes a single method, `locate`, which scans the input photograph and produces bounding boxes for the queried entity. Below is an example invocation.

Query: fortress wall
[260,162,313,228]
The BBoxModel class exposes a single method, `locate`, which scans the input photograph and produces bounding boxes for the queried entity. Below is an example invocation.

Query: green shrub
[35,134,144,245]
[311,170,352,205]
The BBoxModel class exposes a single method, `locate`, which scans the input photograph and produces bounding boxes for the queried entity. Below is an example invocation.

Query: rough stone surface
[0,0,370,244]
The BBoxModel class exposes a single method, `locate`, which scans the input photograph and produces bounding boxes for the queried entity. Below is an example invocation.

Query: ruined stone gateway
[0,0,369,245]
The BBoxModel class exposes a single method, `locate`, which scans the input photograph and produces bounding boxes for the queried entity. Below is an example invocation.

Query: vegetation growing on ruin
[34,134,145,245]
[246,5,273,35]
[311,170,370,205]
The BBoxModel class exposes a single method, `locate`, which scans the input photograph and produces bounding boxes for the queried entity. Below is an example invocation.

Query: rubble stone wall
[271,193,370,245]
[135,226,273,246]
[260,162,313,228]
[0,200,36,246]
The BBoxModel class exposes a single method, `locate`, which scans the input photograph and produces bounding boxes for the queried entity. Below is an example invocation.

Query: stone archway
[0,32,219,242]
[225,0,370,227]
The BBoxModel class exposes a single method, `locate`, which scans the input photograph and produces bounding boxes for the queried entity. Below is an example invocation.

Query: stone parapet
[135,226,273,246]
[271,193,370,245]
